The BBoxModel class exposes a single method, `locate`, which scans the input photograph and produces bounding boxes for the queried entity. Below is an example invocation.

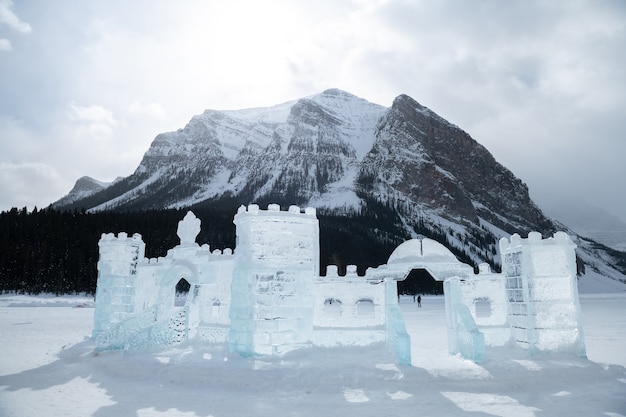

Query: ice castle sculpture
[92,205,585,364]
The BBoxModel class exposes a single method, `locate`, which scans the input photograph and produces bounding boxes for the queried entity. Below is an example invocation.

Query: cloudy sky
[1,0,625,222]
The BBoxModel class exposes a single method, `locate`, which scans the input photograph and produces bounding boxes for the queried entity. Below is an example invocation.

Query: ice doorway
[397,269,443,297]
[398,269,448,368]
[174,278,191,307]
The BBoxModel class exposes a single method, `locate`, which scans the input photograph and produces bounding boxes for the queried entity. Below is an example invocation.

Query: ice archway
[386,238,473,282]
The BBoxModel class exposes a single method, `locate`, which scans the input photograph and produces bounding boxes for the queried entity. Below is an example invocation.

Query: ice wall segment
[92,206,586,364]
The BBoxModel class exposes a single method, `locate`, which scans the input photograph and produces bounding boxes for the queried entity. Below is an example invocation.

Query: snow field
[0,293,625,417]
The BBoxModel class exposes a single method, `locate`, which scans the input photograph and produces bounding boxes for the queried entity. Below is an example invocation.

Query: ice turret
[92,232,146,338]
[499,231,586,356]
[229,204,319,356]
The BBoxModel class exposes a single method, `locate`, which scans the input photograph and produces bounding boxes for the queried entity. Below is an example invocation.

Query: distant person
[417,295,422,308]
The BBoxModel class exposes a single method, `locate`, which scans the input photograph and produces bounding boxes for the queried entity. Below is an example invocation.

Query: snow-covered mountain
[52,176,119,208]
[53,89,626,285]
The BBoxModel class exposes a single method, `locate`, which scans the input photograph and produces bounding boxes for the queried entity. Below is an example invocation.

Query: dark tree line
[0,197,483,295]
[0,206,236,295]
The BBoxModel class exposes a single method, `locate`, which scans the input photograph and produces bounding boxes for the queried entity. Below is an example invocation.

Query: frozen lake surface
[0,292,624,416]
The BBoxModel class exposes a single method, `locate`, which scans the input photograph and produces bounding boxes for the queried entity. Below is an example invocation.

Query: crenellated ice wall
[456,263,511,347]
[312,265,387,347]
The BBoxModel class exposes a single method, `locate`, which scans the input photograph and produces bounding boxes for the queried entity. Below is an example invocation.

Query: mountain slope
[356,94,552,233]
[53,89,626,285]
[52,176,118,208]
[547,200,626,252]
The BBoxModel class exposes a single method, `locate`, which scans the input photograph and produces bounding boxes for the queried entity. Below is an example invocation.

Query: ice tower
[228,204,319,356]
[92,232,145,338]
[499,232,586,356]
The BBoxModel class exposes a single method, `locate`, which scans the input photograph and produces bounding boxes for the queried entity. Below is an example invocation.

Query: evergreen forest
[0,203,478,296]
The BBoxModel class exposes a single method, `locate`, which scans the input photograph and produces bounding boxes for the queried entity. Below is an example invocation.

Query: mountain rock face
[54,89,626,283]
[356,94,552,233]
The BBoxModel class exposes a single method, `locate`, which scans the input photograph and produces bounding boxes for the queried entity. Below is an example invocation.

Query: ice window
[474,298,492,318]
[323,298,342,317]
[357,299,375,317]
[211,300,221,317]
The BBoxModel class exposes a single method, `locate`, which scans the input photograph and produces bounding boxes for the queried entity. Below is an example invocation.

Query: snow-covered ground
[0,286,625,417]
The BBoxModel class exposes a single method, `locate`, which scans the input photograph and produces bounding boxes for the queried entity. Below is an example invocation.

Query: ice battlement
[236,203,317,217]
[323,264,359,276]
[210,247,234,256]
[140,247,235,266]
[99,231,144,243]
[499,231,576,251]
[319,265,396,289]
[477,263,493,275]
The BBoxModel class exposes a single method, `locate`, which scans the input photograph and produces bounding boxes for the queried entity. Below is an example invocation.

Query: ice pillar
[444,277,486,363]
[384,279,412,365]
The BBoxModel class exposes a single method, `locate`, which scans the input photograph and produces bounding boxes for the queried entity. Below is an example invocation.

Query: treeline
[0,204,404,295]
[0,200,483,296]
[0,206,236,295]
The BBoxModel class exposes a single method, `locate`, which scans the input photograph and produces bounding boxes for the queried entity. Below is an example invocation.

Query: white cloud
[68,104,115,125]
[67,104,117,138]
[0,115,42,161]
[0,38,10,51]
[0,0,31,33]
[0,162,66,210]
[128,101,165,119]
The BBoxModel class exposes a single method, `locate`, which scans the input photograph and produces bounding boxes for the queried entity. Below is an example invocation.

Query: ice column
[384,278,412,365]
[229,204,319,356]
[500,232,586,356]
